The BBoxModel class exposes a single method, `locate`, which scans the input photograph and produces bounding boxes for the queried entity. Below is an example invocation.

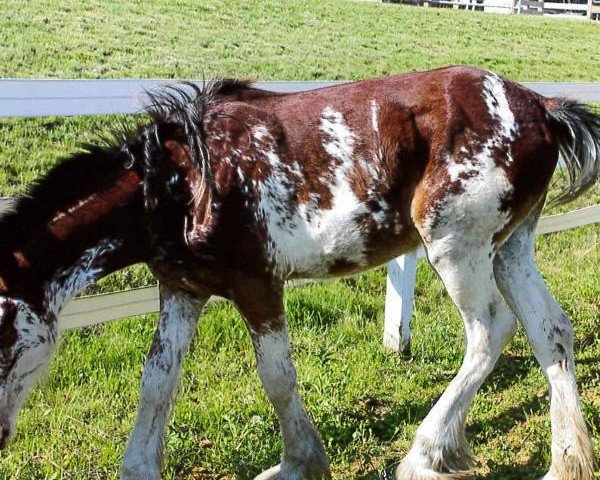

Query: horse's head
[0,297,56,448]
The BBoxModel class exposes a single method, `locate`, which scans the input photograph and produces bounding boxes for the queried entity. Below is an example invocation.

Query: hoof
[395,459,474,480]
[254,462,331,480]
[540,436,599,480]
[255,465,283,480]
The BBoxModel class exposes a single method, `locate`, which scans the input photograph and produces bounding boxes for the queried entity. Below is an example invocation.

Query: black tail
[543,98,600,205]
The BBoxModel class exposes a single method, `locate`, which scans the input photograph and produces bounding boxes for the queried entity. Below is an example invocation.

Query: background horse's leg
[396,238,517,480]
[121,286,206,480]
[494,211,597,480]
[234,282,330,480]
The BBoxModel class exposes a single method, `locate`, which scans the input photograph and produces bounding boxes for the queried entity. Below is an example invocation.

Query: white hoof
[254,461,331,480]
[255,465,283,480]
[395,458,474,480]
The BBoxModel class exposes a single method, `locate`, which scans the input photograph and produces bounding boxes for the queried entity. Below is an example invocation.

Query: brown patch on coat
[230,276,285,333]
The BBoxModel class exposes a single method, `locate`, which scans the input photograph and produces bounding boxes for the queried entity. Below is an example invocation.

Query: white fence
[1,79,599,352]
[2,79,600,117]
[383,0,600,19]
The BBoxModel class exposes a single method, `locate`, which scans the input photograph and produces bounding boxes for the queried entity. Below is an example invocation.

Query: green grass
[0,0,599,81]
[0,223,597,480]
[0,1,598,479]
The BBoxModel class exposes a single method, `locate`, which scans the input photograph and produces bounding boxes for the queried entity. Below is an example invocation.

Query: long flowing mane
[139,78,272,245]
[140,78,257,202]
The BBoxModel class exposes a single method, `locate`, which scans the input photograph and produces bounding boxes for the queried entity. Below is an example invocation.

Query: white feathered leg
[121,287,205,480]
[495,214,597,480]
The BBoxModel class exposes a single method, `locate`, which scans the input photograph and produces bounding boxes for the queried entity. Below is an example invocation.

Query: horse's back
[202,66,557,280]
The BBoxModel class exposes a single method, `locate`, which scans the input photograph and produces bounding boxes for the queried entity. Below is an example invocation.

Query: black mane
[142,78,256,177]
[144,78,254,125]
[0,145,138,248]
[0,78,258,250]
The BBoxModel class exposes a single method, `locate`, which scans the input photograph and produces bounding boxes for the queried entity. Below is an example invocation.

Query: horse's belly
[264,200,412,279]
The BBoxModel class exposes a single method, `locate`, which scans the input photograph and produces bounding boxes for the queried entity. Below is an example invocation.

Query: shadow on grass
[286,294,346,330]
[353,345,599,480]
[177,326,598,479]
[482,449,548,480]
[353,454,548,480]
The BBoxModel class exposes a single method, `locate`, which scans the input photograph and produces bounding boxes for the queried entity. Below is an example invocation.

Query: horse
[0,65,598,480]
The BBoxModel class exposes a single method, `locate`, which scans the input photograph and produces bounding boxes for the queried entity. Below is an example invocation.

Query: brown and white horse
[0,66,598,480]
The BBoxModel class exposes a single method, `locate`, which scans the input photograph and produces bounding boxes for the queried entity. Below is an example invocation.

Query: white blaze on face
[44,239,119,318]
[0,239,120,435]
[0,298,55,440]
[251,111,369,278]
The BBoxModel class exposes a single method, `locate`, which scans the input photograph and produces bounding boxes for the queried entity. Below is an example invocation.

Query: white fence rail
[384,0,600,19]
[1,79,600,117]
[1,79,599,351]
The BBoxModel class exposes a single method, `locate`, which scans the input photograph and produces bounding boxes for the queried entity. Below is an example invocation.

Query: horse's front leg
[121,286,206,480]
[234,281,331,480]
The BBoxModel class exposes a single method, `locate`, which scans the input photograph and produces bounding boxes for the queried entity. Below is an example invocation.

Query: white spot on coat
[429,74,518,240]
[370,99,380,134]
[482,73,518,164]
[251,112,372,277]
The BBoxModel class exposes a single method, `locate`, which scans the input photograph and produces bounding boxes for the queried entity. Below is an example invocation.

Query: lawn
[1,0,600,81]
[0,1,599,479]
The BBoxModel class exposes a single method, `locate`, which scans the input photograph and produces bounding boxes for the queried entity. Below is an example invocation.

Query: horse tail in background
[543,98,600,205]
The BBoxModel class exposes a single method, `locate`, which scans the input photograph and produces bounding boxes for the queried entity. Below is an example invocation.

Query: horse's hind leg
[494,210,597,480]
[234,280,330,480]
[397,159,521,479]
[396,230,517,479]
[121,286,206,480]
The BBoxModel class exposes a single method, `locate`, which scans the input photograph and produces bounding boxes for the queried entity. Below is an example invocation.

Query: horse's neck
[43,238,130,318]
[0,164,149,317]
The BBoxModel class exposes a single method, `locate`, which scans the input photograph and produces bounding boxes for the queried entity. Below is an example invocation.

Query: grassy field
[0,1,599,479]
[1,0,600,81]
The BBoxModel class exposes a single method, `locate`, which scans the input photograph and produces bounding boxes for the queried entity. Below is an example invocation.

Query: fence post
[384,252,417,354]
[588,0,600,19]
